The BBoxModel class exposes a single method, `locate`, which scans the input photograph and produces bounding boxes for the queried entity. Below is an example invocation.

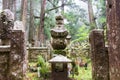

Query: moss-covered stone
[53,50,66,56]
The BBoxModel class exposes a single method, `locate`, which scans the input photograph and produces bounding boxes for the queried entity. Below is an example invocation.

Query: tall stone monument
[49,15,72,80]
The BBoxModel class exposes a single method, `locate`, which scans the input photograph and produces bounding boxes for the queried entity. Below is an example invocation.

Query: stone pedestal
[0,46,10,80]
[51,63,68,80]
[49,55,72,80]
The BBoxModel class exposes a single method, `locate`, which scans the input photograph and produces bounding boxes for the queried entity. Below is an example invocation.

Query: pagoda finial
[55,15,64,25]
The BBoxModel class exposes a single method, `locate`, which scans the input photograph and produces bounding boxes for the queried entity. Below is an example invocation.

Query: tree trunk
[107,0,120,80]
[29,0,35,46]
[8,0,16,11]
[61,0,65,12]
[37,0,46,45]
[21,0,28,27]
[2,0,9,10]
[2,0,16,14]
[8,0,16,19]
[88,0,97,30]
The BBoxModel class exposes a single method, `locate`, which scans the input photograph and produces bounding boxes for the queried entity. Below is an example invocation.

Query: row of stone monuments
[0,9,72,80]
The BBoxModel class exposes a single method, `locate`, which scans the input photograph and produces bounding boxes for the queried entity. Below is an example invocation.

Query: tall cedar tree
[21,0,27,27]
[81,0,97,30]
[29,0,35,46]
[88,0,97,30]
[38,0,46,45]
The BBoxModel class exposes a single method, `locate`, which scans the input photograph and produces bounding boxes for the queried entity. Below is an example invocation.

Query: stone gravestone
[89,29,109,80]
[9,21,27,80]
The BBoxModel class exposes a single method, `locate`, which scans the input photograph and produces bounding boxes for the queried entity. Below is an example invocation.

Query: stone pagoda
[49,15,72,80]
[51,15,68,50]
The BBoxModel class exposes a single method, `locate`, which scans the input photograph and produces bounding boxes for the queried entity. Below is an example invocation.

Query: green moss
[53,50,66,56]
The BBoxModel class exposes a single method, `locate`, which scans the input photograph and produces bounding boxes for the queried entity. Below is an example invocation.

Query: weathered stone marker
[107,0,120,80]
[89,29,109,80]
[10,21,27,80]
[0,9,14,45]
[9,30,27,80]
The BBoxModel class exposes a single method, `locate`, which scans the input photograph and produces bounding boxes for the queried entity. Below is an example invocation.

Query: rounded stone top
[66,35,71,40]
[0,9,14,22]
[55,15,64,20]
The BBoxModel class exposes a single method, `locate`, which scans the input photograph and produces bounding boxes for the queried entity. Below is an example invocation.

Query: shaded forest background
[0,0,106,46]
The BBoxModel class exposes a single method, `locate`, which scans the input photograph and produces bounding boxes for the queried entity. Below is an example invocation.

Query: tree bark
[2,0,9,10]
[20,0,28,27]
[37,0,46,45]
[88,0,97,30]
[8,0,16,11]
[29,0,35,46]
[2,0,16,13]
[61,0,65,12]
[107,0,120,80]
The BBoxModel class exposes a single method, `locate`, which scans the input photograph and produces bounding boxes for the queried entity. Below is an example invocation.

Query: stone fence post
[9,21,27,80]
[89,29,109,80]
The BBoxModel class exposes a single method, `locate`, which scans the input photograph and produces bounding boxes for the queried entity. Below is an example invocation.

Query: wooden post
[107,0,120,80]
[89,29,109,80]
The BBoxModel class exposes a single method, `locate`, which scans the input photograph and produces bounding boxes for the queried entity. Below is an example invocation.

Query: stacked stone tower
[49,15,72,80]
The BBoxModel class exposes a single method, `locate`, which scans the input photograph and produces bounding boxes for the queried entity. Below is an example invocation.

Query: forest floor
[27,62,92,80]
[74,63,92,80]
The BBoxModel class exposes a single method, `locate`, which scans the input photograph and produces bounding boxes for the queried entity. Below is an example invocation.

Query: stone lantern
[49,55,72,80]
